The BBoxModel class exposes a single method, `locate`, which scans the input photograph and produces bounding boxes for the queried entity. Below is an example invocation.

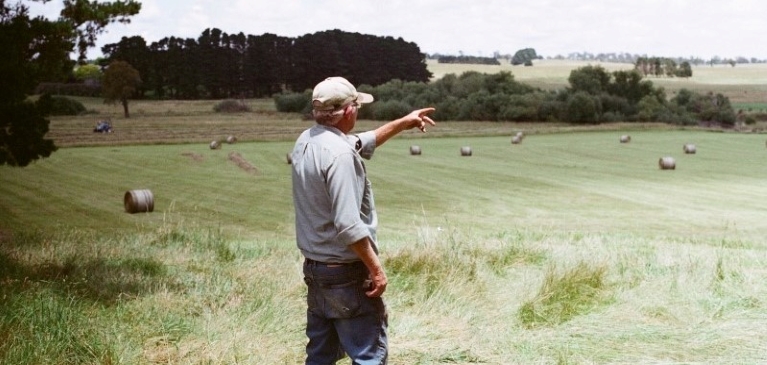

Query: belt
[304,258,360,266]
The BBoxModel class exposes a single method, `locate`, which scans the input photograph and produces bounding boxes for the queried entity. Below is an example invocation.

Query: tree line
[99,28,432,99]
[276,65,735,126]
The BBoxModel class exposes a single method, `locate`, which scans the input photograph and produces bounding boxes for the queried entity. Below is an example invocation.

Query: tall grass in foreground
[3,221,765,364]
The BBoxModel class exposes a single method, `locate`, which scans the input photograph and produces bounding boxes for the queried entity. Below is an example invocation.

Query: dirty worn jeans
[303,259,388,365]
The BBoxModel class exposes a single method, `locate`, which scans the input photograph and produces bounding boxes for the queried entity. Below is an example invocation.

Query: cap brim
[357,92,374,104]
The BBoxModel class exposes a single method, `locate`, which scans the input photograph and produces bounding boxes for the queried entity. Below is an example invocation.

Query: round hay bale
[410,145,422,155]
[511,135,522,144]
[226,135,237,144]
[659,156,676,170]
[515,131,524,139]
[124,189,154,214]
[620,135,631,143]
[286,152,292,165]
[460,146,472,156]
[209,140,221,150]
[683,144,696,154]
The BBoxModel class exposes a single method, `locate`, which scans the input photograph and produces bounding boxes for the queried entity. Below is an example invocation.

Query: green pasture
[2,130,765,242]
[2,130,767,364]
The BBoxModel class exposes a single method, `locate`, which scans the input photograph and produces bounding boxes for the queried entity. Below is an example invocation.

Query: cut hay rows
[228,151,258,174]
[181,152,204,162]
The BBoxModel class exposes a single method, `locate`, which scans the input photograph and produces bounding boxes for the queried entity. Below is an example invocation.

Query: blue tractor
[93,120,113,133]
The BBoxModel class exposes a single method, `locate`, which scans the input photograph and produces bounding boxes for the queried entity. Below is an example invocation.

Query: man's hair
[313,107,345,126]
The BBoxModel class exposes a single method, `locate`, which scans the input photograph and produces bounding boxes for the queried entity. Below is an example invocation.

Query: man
[291,76,436,364]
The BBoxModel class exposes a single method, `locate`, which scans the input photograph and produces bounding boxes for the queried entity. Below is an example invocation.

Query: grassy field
[2,127,767,363]
[2,61,767,364]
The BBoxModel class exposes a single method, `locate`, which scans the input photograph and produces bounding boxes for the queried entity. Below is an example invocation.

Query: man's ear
[344,105,353,116]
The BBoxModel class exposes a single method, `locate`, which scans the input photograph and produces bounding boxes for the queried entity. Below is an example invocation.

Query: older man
[291,76,435,364]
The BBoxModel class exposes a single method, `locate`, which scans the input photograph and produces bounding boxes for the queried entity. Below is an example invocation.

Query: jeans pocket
[320,280,363,319]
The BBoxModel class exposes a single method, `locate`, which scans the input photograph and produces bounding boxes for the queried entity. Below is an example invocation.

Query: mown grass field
[2,60,767,364]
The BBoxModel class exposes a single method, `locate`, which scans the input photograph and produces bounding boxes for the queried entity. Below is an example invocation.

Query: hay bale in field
[683,143,696,154]
[210,140,221,150]
[124,189,154,214]
[410,145,422,155]
[620,135,631,143]
[511,135,522,144]
[659,156,676,170]
[226,135,237,144]
[460,146,472,156]
[286,152,292,164]
[515,131,524,139]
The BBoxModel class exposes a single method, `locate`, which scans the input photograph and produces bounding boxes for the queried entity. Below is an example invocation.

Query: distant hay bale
[209,140,221,150]
[124,189,154,214]
[460,146,472,156]
[226,135,237,144]
[511,135,522,144]
[620,135,631,143]
[683,144,696,154]
[515,131,524,139]
[286,152,292,164]
[410,145,422,155]
[659,156,676,170]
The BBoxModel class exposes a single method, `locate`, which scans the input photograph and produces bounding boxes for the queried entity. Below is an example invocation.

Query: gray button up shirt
[291,125,378,263]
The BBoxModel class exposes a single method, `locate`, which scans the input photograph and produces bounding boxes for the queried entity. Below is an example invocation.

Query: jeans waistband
[304,258,361,266]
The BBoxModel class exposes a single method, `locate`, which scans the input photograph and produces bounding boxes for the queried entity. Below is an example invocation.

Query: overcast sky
[29,0,767,60]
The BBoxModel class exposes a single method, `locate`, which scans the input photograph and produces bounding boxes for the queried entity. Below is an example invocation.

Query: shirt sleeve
[355,131,377,160]
[326,152,370,246]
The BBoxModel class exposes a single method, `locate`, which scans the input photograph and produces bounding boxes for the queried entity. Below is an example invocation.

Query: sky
[28,0,767,60]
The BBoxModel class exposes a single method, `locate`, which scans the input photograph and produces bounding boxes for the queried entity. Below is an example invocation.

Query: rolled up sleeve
[355,131,377,160]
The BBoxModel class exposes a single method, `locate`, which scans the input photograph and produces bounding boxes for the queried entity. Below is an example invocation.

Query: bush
[565,92,600,123]
[213,99,251,113]
[36,94,86,116]
[371,100,412,121]
[273,91,311,113]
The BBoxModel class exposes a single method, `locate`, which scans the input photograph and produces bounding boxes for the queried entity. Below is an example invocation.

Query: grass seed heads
[659,156,676,170]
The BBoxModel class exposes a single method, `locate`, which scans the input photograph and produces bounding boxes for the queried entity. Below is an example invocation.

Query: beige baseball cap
[312,77,374,111]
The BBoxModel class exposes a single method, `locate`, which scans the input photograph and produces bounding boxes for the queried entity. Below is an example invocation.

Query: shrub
[371,100,412,121]
[36,94,86,116]
[213,99,251,113]
[273,91,311,113]
[565,91,599,123]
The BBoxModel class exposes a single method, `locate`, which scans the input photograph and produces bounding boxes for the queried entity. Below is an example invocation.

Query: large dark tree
[1,0,141,167]
[102,60,141,117]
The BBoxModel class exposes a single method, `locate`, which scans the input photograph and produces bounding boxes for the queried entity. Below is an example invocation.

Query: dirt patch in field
[181,152,204,162]
[228,151,258,174]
